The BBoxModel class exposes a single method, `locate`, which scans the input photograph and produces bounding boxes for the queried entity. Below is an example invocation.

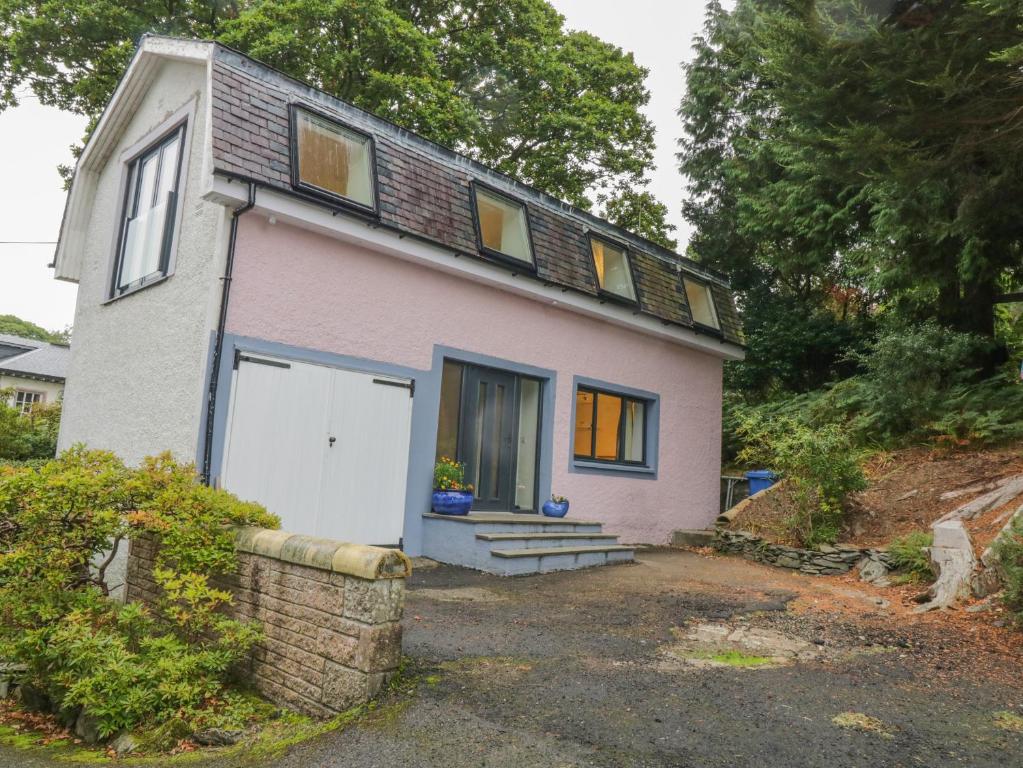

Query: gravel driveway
[3,550,1022,767]
[273,550,1023,768]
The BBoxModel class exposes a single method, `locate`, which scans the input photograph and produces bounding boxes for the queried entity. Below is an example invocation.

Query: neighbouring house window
[683,277,721,330]
[590,237,637,302]
[14,390,44,415]
[472,185,535,267]
[113,124,185,295]
[573,387,646,465]
[292,107,376,210]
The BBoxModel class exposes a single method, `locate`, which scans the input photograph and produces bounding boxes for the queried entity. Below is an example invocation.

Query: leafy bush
[887,532,935,584]
[993,514,1023,626]
[842,320,985,441]
[737,416,867,546]
[925,372,1023,447]
[724,322,1023,456]
[0,389,61,461]
[0,448,279,741]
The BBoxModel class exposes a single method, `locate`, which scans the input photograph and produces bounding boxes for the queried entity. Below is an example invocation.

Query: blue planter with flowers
[541,496,570,518]
[431,490,474,516]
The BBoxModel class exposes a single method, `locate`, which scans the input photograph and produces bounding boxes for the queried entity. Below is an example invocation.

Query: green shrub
[925,373,1023,447]
[887,532,935,584]
[737,416,867,546]
[0,389,61,461]
[844,320,985,441]
[0,448,279,741]
[723,322,1023,455]
[993,514,1023,626]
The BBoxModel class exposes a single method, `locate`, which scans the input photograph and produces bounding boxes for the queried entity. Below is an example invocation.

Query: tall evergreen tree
[680,0,1023,392]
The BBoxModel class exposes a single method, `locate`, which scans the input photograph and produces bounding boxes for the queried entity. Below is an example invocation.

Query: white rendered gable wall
[57,56,230,465]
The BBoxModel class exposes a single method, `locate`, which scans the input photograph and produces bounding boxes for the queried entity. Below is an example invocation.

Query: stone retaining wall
[715,529,891,576]
[126,527,411,718]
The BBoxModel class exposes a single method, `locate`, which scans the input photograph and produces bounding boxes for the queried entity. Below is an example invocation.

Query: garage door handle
[328,436,336,447]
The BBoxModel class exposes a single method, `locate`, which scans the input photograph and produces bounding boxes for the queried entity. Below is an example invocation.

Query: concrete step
[420,512,632,575]
[477,532,620,549]
[488,545,635,575]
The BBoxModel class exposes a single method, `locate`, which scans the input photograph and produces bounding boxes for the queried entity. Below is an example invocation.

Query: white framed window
[590,236,638,303]
[683,277,721,330]
[291,105,377,211]
[14,390,44,415]
[112,124,186,296]
[471,184,535,268]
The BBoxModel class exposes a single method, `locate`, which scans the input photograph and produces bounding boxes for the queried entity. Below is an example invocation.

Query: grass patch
[689,649,776,668]
[994,711,1023,733]
[831,712,893,739]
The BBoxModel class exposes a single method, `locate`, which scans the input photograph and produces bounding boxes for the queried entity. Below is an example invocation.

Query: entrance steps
[421,513,635,575]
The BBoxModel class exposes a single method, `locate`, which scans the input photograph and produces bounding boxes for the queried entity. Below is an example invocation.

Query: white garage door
[220,353,413,546]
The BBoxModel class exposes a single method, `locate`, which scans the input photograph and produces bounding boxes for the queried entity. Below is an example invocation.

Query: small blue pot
[432,490,474,516]
[542,499,570,518]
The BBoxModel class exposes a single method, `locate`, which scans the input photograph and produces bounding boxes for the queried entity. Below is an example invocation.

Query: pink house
[54,37,744,575]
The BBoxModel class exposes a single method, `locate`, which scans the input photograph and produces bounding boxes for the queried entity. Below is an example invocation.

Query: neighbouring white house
[53,36,745,575]
[0,334,69,413]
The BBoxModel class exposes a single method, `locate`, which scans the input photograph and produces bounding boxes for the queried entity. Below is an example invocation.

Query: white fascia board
[206,177,745,361]
[54,38,214,282]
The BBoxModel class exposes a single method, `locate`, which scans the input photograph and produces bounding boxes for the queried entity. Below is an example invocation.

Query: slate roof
[205,42,744,348]
[0,335,69,382]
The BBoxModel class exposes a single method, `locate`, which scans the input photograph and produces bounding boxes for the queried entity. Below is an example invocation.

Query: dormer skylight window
[683,277,721,330]
[590,236,637,303]
[291,106,376,211]
[471,184,535,268]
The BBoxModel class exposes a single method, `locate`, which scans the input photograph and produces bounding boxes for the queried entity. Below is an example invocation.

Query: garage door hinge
[373,377,415,398]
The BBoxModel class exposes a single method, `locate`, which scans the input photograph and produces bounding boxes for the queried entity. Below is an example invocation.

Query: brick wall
[126,527,410,718]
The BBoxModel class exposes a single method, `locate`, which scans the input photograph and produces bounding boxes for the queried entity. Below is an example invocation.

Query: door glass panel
[481,384,505,501]
[623,400,645,462]
[595,393,622,460]
[435,361,463,460]
[473,381,487,492]
[515,379,540,510]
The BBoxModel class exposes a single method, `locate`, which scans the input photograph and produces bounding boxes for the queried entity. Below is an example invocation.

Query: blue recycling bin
[745,470,777,496]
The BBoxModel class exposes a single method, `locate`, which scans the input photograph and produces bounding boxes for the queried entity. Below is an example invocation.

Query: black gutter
[201,183,256,484]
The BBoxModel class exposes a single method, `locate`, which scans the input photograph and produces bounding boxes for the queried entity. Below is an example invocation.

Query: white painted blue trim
[568,375,659,480]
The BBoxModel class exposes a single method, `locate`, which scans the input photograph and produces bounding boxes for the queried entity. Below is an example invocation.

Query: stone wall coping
[232,527,412,580]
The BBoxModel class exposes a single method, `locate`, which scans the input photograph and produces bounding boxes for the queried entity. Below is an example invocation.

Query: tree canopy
[680,0,1023,394]
[0,314,68,344]
[0,0,672,236]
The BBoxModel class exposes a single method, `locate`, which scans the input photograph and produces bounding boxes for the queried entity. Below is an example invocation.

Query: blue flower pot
[542,499,570,518]
[432,490,474,516]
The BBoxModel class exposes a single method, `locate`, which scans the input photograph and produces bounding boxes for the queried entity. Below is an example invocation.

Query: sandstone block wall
[126,527,411,718]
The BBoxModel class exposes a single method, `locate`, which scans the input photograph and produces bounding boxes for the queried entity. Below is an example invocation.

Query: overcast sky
[0,1,711,333]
